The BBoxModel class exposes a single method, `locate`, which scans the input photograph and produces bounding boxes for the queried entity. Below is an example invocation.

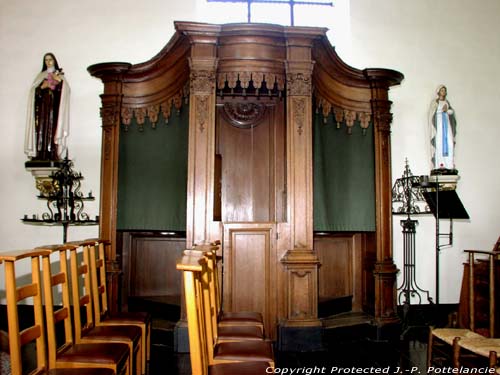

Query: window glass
[251,3,291,25]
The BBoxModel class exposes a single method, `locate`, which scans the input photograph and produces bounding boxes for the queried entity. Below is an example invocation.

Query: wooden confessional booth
[88,21,403,350]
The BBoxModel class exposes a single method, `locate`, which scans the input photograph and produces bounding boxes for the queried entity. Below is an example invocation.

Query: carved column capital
[371,99,394,133]
[190,69,216,95]
[99,94,122,129]
[286,72,312,97]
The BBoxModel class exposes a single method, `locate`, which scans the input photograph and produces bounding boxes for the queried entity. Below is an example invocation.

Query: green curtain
[313,111,376,232]
[117,104,189,231]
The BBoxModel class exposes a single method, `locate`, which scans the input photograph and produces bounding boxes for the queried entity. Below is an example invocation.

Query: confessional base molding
[173,317,404,353]
[277,322,324,352]
[174,320,190,353]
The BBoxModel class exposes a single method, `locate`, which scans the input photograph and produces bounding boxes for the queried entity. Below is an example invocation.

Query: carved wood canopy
[88,22,403,130]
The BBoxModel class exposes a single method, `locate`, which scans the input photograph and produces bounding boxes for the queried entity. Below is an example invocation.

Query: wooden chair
[39,245,131,375]
[184,249,264,344]
[177,252,271,374]
[178,254,274,368]
[0,249,114,375]
[87,238,151,375]
[193,243,264,332]
[66,241,143,375]
[451,249,499,371]
[428,248,499,370]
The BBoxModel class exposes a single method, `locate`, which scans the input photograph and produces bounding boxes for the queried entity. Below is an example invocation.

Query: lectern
[421,175,469,304]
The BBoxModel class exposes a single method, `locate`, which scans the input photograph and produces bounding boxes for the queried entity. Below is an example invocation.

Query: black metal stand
[393,161,433,305]
[22,156,98,243]
[398,217,433,306]
[392,161,433,335]
[420,175,469,304]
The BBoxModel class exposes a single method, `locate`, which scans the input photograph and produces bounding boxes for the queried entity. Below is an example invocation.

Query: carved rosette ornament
[222,102,266,129]
[286,72,312,97]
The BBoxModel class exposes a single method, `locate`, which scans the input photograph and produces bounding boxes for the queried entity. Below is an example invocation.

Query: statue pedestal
[428,173,460,191]
[25,160,62,196]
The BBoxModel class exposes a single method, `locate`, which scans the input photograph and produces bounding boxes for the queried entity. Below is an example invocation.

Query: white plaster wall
[347,0,500,303]
[0,0,499,305]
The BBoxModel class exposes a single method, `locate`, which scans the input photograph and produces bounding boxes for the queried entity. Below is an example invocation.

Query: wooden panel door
[223,223,276,338]
[215,98,286,224]
[120,232,185,309]
[315,233,364,312]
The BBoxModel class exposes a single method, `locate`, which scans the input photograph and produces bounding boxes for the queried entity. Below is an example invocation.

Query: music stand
[420,178,469,304]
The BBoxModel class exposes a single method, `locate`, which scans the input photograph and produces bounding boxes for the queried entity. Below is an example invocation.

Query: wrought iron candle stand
[392,160,433,326]
[22,156,98,243]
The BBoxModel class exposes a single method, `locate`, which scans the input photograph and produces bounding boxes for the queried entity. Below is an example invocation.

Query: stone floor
[148,310,434,375]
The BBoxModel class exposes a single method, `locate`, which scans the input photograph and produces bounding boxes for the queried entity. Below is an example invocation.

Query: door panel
[223,223,276,338]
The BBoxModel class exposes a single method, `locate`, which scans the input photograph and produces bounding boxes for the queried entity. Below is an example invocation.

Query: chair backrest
[193,243,221,314]
[0,249,52,375]
[39,245,78,370]
[184,248,219,345]
[67,241,98,342]
[87,239,111,325]
[464,249,499,337]
[177,253,210,375]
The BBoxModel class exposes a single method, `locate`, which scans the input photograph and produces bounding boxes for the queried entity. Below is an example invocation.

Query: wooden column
[182,24,220,248]
[280,34,321,335]
[88,63,131,310]
[365,69,403,325]
[175,23,220,352]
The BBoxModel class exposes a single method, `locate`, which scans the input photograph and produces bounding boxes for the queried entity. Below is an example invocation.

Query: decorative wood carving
[344,109,356,134]
[287,72,312,97]
[333,107,344,129]
[195,95,210,132]
[359,112,371,134]
[191,70,216,94]
[222,102,267,129]
[216,72,286,91]
[292,98,306,135]
[316,94,373,134]
[120,87,189,129]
